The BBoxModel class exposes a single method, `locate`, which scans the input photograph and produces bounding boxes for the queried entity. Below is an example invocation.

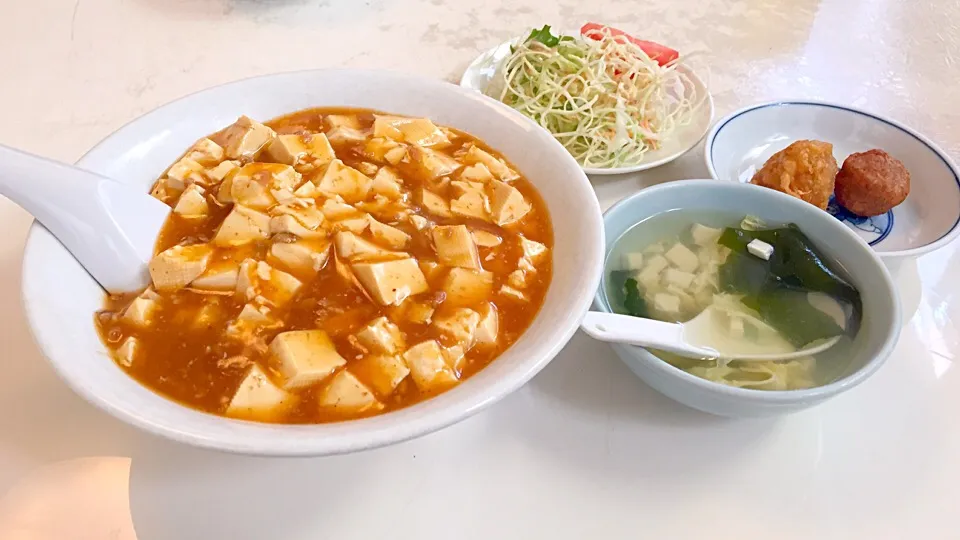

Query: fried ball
[750,140,838,210]
[834,149,910,216]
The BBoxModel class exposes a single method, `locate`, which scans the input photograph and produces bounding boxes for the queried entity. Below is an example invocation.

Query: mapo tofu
[95,108,553,423]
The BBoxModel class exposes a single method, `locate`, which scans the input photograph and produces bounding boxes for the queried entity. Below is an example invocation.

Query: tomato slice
[580,23,680,66]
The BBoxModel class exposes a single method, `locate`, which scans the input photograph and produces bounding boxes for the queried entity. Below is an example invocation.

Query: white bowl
[705,100,960,258]
[20,69,605,456]
[592,180,901,417]
[460,40,714,175]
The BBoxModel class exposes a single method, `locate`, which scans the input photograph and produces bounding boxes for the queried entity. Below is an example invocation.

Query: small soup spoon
[0,144,170,294]
[581,306,841,361]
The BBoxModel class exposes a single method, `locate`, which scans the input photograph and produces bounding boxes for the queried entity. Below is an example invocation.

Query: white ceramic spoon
[0,144,169,294]
[581,307,841,361]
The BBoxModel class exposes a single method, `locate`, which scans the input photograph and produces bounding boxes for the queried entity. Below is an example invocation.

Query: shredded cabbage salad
[488,24,703,169]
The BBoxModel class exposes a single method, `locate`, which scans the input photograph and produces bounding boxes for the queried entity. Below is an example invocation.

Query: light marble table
[1,0,959,538]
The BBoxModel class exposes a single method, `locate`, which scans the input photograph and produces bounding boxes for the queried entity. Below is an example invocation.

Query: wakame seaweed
[718,223,861,347]
[610,270,647,317]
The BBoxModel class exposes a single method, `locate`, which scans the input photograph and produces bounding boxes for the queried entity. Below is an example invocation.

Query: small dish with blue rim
[704,100,960,258]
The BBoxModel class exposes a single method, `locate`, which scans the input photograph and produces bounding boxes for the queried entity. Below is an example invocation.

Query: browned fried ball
[834,149,910,217]
[751,140,838,210]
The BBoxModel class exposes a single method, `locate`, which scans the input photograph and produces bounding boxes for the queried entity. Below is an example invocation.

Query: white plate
[460,40,715,175]
[705,100,960,258]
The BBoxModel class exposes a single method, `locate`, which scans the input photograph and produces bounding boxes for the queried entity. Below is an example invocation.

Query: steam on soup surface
[95,108,552,423]
[605,210,860,391]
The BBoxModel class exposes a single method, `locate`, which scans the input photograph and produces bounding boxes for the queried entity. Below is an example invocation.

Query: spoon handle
[581,311,717,359]
[0,144,167,292]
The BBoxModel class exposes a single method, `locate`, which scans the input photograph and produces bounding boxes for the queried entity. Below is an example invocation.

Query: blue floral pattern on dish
[826,195,894,246]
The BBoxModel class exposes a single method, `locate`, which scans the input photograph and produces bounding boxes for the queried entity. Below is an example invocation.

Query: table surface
[1,0,959,538]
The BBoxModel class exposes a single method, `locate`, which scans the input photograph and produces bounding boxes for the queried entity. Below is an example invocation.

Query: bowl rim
[19,68,605,455]
[703,99,960,258]
[593,179,902,404]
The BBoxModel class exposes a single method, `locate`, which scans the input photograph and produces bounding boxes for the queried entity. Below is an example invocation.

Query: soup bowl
[20,69,604,455]
[592,180,901,417]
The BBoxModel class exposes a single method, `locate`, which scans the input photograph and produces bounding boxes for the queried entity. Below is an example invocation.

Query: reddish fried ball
[834,149,910,217]
[751,140,838,210]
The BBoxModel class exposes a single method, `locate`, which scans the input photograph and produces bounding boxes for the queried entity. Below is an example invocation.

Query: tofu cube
[227,364,296,420]
[121,289,160,327]
[373,115,450,147]
[621,252,644,271]
[432,225,480,269]
[450,191,490,221]
[636,254,669,289]
[420,188,453,218]
[269,330,347,390]
[432,308,480,347]
[268,239,331,276]
[326,126,369,145]
[747,239,775,261]
[190,261,240,293]
[409,146,462,178]
[355,316,405,354]
[220,116,277,159]
[351,355,410,397]
[352,258,429,306]
[459,162,495,183]
[474,303,499,346]
[205,160,240,183]
[499,285,527,302]
[664,243,700,273]
[403,340,459,391]
[507,269,529,289]
[442,268,494,306]
[404,301,436,324]
[325,115,363,130]
[320,197,362,220]
[728,314,746,338]
[173,184,209,218]
[225,303,281,343]
[662,267,696,289]
[690,223,723,246]
[518,237,548,264]
[214,205,271,246]
[184,138,225,166]
[472,229,502,247]
[653,293,681,315]
[265,133,335,169]
[316,160,372,203]
[270,203,325,230]
[115,336,139,367]
[166,157,207,189]
[317,370,383,413]
[409,214,431,231]
[149,243,213,291]
[463,145,519,181]
[368,217,411,250]
[229,163,302,209]
[334,231,396,261]
[489,181,531,226]
[371,168,404,199]
[442,345,467,372]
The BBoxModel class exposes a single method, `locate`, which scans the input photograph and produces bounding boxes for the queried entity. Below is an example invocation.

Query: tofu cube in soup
[316,160,372,203]
[115,336,139,367]
[214,205,271,246]
[269,330,347,390]
[432,225,480,269]
[166,158,207,189]
[404,340,459,391]
[265,133,335,170]
[149,244,213,291]
[420,188,453,218]
[664,243,699,273]
[460,163,495,183]
[474,303,499,346]
[190,261,241,293]
[121,288,160,327]
[352,258,429,306]
[229,163,302,209]
[173,184,209,218]
[184,138,225,166]
[225,303,281,343]
[518,237,548,264]
[355,316,405,354]
[206,160,240,183]
[351,355,410,397]
[464,145,519,182]
[220,116,276,159]
[410,147,461,179]
[317,370,383,413]
[270,215,328,240]
[227,364,296,420]
[489,181,531,226]
[236,259,303,307]
[334,231,397,261]
[371,168,404,199]
[373,116,450,148]
[443,268,494,306]
[367,217,411,250]
[472,229,502,247]
[326,126,369,145]
[432,307,480,347]
[268,239,331,277]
